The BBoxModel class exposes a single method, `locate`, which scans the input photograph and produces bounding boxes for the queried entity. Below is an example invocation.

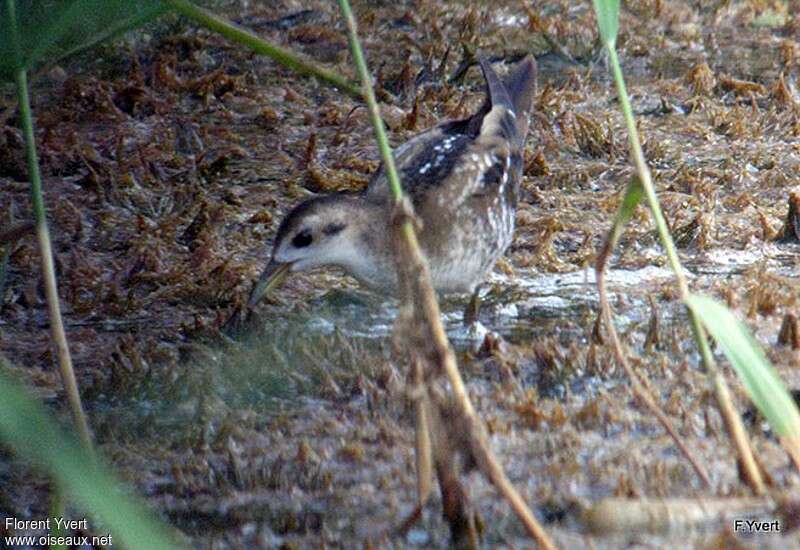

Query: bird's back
[365,55,537,206]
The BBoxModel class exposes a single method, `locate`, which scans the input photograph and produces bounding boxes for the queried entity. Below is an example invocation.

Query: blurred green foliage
[0,368,181,548]
[0,0,168,80]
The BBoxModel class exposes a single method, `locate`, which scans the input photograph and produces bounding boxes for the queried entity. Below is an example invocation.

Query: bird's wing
[365,55,537,208]
[365,124,471,204]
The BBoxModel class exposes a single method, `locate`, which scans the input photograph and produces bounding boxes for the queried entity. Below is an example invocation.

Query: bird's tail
[477,55,514,112]
[476,54,538,145]
[504,55,537,138]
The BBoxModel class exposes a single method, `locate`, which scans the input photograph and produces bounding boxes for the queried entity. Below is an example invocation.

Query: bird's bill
[247,260,291,308]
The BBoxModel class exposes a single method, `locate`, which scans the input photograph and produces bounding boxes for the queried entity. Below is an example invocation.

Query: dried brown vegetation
[2,0,800,547]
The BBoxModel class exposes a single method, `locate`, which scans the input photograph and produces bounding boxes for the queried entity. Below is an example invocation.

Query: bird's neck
[341,201,398,290]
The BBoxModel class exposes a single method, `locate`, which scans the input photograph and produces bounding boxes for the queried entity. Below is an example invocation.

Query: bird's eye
[292,229,313,248]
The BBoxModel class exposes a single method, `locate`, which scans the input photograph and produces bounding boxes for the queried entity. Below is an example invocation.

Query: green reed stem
[336,0,403,202]
[4,0,93,454]
[335,2,555,547]
[165,0,361,99]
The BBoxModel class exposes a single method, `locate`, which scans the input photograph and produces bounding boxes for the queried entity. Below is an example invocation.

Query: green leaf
[0,0,168,81]
[687,295,800,439]
[166,0,359,98]
[596,177,643,269]
[591,0,620,47]
[610,177,642,238]
[0,369,182,549]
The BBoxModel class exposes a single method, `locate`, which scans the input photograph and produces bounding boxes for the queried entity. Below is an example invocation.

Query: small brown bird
[248,55,537,308]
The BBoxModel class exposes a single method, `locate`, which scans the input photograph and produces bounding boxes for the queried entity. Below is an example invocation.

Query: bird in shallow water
[247,55,538,310]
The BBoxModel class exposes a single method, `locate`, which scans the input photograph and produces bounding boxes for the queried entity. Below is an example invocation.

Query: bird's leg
[463,287,482,326]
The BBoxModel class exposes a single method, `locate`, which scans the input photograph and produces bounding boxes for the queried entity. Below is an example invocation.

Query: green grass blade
[618,177,643,220]
[165,0,360,98]
[0,371,181,549]
[596,177,644,276]
[591,0,769,486]
[591,0,620,47]
[687,295,800,440]
[49,486,68,550]
[31,1,169,71]
[23,0,166,71]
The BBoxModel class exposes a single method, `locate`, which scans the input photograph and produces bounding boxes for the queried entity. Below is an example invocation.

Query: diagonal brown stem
[595,249,711,487]
[412,357,433,506]
[392,202,556,549]
[338,1,556,544]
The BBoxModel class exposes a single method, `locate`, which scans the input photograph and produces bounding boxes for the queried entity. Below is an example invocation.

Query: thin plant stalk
[596,277,712,488]
[165,0,360,99]
[337,1,555,547]
[412,358,433,506]
[605,48,713,365]
[687,296,800,470]
[598,24,764,491]
[4,0,93,454]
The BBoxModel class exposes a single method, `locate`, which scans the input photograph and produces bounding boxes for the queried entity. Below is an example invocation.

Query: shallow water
[89,261,685,436]
[241,236,800,350]
[276,264,675,343]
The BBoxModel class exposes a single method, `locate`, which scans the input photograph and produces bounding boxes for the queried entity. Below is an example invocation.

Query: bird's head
[247,194,366,308]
